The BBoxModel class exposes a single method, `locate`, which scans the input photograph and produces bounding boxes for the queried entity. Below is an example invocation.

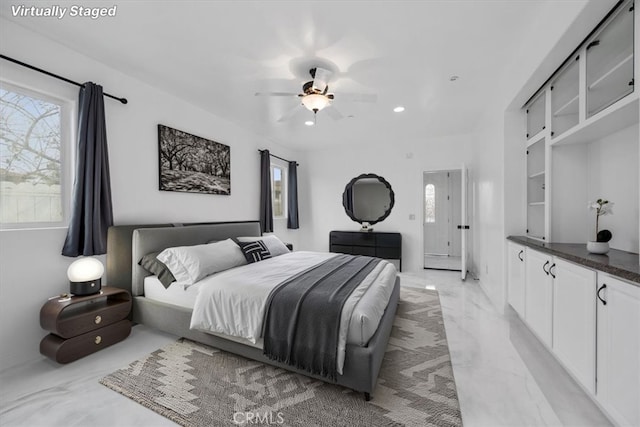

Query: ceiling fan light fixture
[301,94,330,112]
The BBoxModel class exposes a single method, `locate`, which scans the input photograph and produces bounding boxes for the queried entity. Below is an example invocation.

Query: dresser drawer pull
[94,315,102,325]
[95,335,102,345]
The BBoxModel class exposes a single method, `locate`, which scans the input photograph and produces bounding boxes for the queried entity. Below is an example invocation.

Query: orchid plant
[589,198,613,242]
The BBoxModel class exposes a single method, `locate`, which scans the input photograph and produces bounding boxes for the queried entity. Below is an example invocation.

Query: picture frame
[157,124,230,195]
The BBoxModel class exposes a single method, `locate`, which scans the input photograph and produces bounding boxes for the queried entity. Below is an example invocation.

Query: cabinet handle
[597,284,607,305]
[543,260,550,275]
[94,335,102,345]
[518,250,524,262]
[94,315,102,325]
[549,263,556,279]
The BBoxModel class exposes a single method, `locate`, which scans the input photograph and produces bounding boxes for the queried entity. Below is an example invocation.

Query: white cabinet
[524,249,553,347]
[507,242,526,317]
[552,258,597,394]
[596,274,640,427]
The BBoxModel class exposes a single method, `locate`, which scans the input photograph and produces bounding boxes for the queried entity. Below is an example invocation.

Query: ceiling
[0,1,582,150]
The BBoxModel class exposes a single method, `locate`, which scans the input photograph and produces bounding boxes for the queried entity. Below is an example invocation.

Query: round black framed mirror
[342,173,395,227]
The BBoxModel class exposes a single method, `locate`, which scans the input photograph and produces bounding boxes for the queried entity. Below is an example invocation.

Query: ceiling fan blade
[324,105,344,121]
[339,93,378,103]
[312,67,332,93]
[277,103,303,122]
[254,92,299,97]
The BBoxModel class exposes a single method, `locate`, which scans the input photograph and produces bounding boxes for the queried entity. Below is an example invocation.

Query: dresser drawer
[330,231,376,246]
[377,233,401,247]
[377,247,401,259]
[40,319,131,364]
[352,246,376,256]
[330,244,353,254]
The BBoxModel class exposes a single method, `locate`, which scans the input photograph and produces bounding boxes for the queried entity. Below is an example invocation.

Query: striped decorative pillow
[237,240,272,263]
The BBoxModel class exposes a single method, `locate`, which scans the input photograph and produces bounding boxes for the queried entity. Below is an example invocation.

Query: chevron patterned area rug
[100,287,462,426]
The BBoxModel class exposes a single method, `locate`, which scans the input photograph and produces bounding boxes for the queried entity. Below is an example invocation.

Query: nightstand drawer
[40,287,132,338]
[40,320,131,364]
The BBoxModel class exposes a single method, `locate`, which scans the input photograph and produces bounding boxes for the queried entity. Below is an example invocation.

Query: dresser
[329,231,402,271]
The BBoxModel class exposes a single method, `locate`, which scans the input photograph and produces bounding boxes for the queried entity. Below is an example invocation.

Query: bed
[106,220,400,400]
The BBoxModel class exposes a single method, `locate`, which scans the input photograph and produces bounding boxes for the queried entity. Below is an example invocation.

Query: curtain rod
[258,149,299,166]
[0,54,128,104]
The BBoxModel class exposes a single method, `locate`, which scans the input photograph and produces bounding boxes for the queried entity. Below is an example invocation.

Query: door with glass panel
[423,170,462,271]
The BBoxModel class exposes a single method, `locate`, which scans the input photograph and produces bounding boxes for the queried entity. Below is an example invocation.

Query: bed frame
[106,220,400,400]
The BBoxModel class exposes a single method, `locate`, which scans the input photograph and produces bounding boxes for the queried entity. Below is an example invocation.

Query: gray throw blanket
[262,254,381,380]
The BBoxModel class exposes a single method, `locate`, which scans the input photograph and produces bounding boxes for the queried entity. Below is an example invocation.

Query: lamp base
[70,278,102,296]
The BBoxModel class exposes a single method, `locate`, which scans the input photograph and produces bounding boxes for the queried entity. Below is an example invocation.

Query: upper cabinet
[527,92,546,139]
[551,58,580,138]
[586,1,635,118]
[524,0,636,146]
[520,0,638,244]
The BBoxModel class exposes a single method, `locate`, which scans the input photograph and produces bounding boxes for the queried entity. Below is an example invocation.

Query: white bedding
[145,251,397,374]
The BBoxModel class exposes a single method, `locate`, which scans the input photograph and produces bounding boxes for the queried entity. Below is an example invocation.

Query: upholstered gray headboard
[106,221,261,296]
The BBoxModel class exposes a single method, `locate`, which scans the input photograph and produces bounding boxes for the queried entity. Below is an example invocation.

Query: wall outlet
[409,214,416,220]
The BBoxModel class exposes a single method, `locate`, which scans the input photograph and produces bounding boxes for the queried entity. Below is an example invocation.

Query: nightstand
[40,286,132,363]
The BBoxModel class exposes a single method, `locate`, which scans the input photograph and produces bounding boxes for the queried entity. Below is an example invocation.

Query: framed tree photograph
[158,124,230,195]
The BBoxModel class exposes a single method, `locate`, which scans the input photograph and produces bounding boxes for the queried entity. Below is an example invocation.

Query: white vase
[587,241,609,254]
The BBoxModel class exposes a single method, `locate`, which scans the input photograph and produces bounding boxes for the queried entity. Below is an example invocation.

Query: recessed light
[304,120,314,126]
[393,106,405,113]
[449,75,459,81]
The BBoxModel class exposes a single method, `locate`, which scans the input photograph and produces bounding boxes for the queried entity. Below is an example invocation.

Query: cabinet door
[596,274,640,427]
[507,242,526,317]
[585,0,635,117]
[526,92,546,139]
[552,258,596,393]
[524,249,553,347]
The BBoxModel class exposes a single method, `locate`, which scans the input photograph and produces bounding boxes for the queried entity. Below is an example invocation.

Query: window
[270,163,287,219]
[425,184,435,223]
[0,82,71,228]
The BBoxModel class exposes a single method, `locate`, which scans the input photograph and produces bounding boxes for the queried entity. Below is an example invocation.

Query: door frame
[421,165,470,279]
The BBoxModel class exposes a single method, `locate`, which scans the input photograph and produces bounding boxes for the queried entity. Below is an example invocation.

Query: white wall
[0,18,303,371]
[298,134,474,273]
[587,124,639,252]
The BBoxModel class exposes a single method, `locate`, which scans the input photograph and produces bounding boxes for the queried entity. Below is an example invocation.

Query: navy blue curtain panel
[287,161,299,229]
[259,150,273,233]
[62,82,114,257]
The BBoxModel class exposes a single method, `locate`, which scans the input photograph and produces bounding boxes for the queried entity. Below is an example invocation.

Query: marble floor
[0,270,611,427]
[424,255,462,271]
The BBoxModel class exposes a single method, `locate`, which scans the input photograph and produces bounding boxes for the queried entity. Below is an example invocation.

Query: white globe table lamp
[67,257,104,295]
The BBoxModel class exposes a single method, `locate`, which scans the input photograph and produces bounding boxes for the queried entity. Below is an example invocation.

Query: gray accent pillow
[138,251,176,288]
[237,235,290,257]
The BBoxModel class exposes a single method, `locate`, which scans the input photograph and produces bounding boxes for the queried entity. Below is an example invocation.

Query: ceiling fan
[255,67,377,123]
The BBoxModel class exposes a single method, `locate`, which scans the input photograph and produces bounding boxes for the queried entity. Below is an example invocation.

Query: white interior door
[423,172,450,255]
[461,164,468,280]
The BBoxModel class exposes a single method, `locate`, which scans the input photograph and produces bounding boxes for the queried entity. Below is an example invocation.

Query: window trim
[0,80,74,230]
[425,183,435,223]
[270,162,288,220]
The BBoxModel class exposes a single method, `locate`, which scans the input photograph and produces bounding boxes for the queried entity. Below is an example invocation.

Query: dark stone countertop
[507,236,640,286]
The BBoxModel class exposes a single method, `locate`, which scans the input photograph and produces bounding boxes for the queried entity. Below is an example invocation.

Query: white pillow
[157,238,247,285]
[237,235,290,257]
